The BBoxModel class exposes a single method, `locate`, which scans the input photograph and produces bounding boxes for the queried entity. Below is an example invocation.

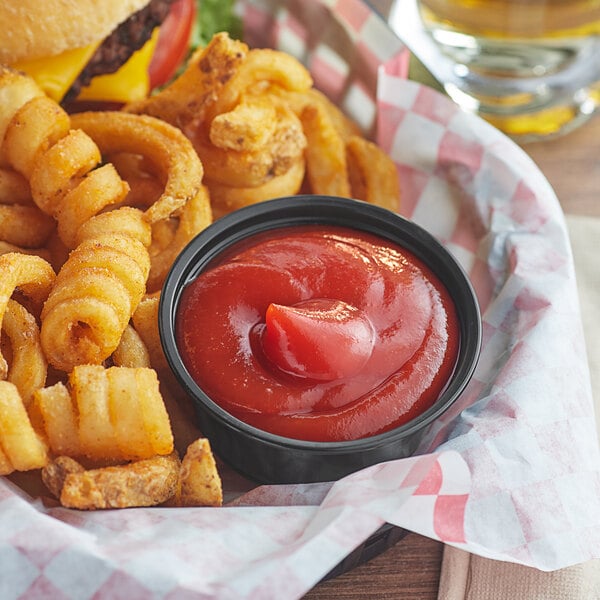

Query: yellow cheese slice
[13,28,159,104]
[14,42,101,102]
[77,29,159,103]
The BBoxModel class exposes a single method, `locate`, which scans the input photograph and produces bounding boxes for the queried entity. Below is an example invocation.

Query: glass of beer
[416,0,600,140]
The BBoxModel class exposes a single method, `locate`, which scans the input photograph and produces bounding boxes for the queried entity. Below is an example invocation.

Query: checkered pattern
[0,0,599,596]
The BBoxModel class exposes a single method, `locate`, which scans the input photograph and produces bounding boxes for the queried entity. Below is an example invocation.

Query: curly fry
[0,252,55,378]
[192,100,306,188]
[300,102,350,197]
[40,208,151,371]
[70,111,205,224]
[2,300,47,407]
[125,32,249,129]
[0,203,55,248]
[203,46,313,123]
[209,158,305,218]
[147,185,212,293]
[0,168,32,204]
[346,135,401,213]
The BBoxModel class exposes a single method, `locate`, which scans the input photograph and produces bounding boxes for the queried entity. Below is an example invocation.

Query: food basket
[0,1,599,598]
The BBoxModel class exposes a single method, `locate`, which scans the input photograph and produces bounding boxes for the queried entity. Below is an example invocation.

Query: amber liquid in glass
[418,0,600,139]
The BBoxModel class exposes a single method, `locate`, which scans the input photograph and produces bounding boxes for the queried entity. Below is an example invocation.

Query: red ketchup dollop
[176,225,460,442]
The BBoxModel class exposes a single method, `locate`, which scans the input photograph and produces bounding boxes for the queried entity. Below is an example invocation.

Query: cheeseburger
[0,0,196,106]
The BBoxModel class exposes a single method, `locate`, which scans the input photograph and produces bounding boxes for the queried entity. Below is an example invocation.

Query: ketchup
[176,225,460,442]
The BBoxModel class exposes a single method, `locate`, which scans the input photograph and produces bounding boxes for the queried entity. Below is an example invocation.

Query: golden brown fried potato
[0,252,55,378]
[2,299,47,407]
[209,94,277,152]
[346,135,401,213]
[209,158,305,219]
[0,381,48,473]
[172,438,223,507]
[0,204,54,248]
[300,102,350,197]
[112,324,151,368]
[33,382,81,458]
[146,185,212,293]
[125,33,249,128]
[131,293,168,371]
[191,101,306,189]
[44,452,181,510]
[70,111,205,224]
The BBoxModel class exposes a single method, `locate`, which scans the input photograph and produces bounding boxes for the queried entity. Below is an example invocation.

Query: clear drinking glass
[415,0,600,140]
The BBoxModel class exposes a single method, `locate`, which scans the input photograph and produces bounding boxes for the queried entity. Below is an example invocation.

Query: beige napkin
[438,214,600,600]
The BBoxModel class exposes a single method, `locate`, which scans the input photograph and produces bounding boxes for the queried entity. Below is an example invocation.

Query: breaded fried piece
[43,452,180,510]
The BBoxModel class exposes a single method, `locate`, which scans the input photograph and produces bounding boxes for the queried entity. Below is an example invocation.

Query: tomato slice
[148,0,196,90]
[261,299,376,381]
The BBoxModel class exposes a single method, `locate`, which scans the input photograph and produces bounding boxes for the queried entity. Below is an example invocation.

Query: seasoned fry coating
[125,32,249,128]
[70,111,205,224]
[2,300,47,407]
[173,438,223,507]
[40,209,151,371]
[44,452,180,510]
[0,252,55,378]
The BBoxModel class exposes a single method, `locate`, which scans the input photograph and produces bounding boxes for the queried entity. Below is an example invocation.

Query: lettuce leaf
[192,0,243,48]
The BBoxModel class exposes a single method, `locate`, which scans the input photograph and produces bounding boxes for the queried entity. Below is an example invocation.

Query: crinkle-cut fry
[2,300,47,407]
[147,185,212,293]
[112,324,151,369]
[209,158,305,219]
[0,168,32,204]
[125,32,249,128]
[63,365,173,462]
[0,381,48,472]
[209,94,277,152]
[132,293,168,372]
[107,367,155,459]
[300,102,351,197]
[33,382,81,458]
[0,67,44,160]
[172,438,223,507]
[69,111,204,224]
[44,452,181,510]
[40,209,151,372]
[204,45,313,123]
[70,365,118,460]
[0,252,55,378]
[136,367,175,456]
[346,135,401,213]
[0,203,55,248]
[190,100,306,188]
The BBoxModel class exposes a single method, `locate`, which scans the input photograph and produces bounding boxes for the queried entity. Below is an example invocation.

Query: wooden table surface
[305,2,600,597]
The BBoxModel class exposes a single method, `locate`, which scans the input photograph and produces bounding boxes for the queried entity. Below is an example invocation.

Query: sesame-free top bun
[0,0,152,64]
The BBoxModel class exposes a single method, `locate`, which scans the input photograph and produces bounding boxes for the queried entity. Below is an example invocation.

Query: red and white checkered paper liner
[1,0,599,597]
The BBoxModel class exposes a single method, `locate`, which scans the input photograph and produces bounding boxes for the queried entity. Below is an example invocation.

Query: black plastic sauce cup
[159,195,481,484]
